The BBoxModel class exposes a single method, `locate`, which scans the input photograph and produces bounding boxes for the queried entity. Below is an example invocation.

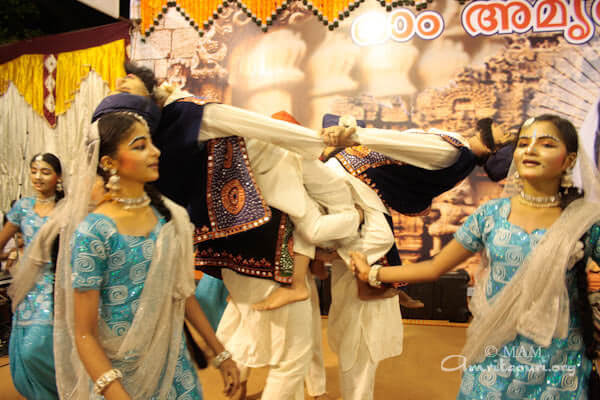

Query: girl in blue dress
[53,92,239,400]
[351,114,600,399]
[0,152,64,399]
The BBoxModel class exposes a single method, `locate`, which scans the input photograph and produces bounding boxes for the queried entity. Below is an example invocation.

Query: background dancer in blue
[0,153,64,399]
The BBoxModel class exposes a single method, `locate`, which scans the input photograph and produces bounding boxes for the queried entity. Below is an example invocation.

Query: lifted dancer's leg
[253,254,310,311]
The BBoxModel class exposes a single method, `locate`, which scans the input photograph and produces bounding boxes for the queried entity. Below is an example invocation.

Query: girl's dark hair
[476,118,495,152]
[97,112,171,221]
[125,62,157,95]
[30,152,65,201]
[517,114,583,209]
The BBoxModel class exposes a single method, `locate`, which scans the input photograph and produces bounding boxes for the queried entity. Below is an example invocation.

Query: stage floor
[0,319,467,399]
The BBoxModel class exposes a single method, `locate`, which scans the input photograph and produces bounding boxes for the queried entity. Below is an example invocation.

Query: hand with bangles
[214,354,240,397]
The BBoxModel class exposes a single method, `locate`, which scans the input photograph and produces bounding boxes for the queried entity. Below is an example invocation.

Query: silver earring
[106,168,120,194]
[561,169,574,193]
[56,180,63,192]
[511,170,523,190]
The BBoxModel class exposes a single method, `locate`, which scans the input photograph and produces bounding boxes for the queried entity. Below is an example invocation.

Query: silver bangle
[93,368,123,394]
[212,350,232,369]
[368,264,383,288]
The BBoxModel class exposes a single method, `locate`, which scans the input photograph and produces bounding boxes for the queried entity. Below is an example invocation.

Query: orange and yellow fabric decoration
[139,0,435,36]
[0,40,125,127]
[0,21,129,128]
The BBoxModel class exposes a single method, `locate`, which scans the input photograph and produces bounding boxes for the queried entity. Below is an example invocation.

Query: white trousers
[304,277,327,397]
[219,270,312,400]
[339,335,378,400]
[327,264,403,400]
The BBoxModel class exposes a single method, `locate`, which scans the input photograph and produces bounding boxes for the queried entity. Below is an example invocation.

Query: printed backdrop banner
[129,0,600,273]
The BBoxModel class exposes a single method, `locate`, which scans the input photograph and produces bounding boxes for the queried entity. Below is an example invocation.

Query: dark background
[0,0,129,45]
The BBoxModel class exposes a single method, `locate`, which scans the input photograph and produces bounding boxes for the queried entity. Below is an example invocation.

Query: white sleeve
[337,206,395,267]
[199,103,324,159]
[291,193,359,246]
[354,127,463,170]
[292,160,360,245]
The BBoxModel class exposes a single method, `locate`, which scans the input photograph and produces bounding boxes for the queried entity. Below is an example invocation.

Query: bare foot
[397,290,424,308]
[252,283,309,311]
[356,280,399,301]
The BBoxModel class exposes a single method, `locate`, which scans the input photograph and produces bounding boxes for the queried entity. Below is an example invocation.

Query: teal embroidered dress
[455,198,595,399]
[7,197,58,399]
[71,212,202,399]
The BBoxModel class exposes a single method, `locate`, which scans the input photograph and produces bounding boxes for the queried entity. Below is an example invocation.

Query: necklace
[36,195,56,204]
[113,193,151,210]
[518,191,561,208]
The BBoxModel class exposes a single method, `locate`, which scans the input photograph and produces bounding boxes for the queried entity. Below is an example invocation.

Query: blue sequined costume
[71,212,202,399]
[7,197,58,399]
[195,274,229,331]
[455,198,594,399]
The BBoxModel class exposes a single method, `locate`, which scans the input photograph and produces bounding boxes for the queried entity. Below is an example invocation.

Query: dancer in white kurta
[241,112,360,399]
[319,113,510,400]
[154,92,363,400]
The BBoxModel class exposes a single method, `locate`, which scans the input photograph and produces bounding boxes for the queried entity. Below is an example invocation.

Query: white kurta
[325,156,404,369]
[321,129,464,399]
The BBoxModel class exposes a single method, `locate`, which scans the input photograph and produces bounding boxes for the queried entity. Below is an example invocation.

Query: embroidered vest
[335,133,477,216]
[155,97,292,283]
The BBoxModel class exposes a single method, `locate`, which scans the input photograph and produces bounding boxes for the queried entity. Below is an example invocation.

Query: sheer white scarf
[463,143,600,365]
[53,122,196,399]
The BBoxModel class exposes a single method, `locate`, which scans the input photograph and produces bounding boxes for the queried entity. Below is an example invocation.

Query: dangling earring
[105,168,120,195]
[510,170,523,190]
[513,171,522,186]
[561,169,574,194]
[56,179,63,192]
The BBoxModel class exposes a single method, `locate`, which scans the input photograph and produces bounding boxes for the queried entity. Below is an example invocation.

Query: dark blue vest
[335,137,477,216]
[155,98,293,283]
